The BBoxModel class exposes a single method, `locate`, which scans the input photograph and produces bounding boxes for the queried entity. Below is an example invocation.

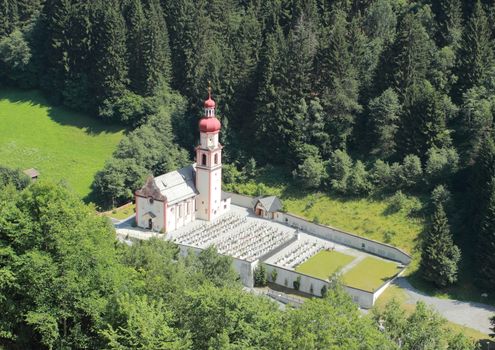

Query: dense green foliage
[0,180,478,349]
[2,0,495,308]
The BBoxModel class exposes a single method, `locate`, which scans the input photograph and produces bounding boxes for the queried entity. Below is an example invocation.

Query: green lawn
[103,203,135,220]
[295,250,356,280]
[0,89,124,200]
[343,257,401,292]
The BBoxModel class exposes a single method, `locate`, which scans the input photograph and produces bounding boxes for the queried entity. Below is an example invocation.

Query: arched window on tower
[214,154,218,165]
[202,154,207,166]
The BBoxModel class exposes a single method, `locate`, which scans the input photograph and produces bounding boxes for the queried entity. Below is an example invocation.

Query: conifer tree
[398,81,452,157]
[140,0,171,95]
[392,12,434,94]
[421,203,461,287]
[368,88,401,159]
[91,2,128,112]
[477,178,495,290]
[432,0,463,49]
[317,9,361,149]
[456,0,494,97]
[39,0,72,102]
[0,0,18,36]
[124,0,146,94]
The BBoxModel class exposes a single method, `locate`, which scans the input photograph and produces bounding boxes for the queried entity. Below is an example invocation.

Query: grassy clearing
[0,89,124,200]
[342,257,401,292]
[295,250,355,280]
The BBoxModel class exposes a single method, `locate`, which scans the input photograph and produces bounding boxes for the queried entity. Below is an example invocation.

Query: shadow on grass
[0,88,126,136]
[407,265,495,308]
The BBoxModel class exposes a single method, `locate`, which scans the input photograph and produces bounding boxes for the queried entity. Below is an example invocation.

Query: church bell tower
[195,85,223,221]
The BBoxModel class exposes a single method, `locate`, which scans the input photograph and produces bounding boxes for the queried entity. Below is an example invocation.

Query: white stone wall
[265,263,375,308]
[136,196,165,232]
[275,213,411,264]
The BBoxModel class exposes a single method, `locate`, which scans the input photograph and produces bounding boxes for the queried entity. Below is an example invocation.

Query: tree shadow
[0,88,126,136]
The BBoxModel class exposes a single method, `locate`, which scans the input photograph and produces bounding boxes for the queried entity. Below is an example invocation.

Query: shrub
[293,276,301,291]
[254,264,268,287]
[399,154,423,190]
[0,165,31,190]
[321,285,328,297]
[387,191,408,213]
[348,160,372,195]
[270,269,278,283]
[425,147,459,185]
[293,154,327,189]
[328,149,353,194]
[383,230,396,243]
[431,184,452,209]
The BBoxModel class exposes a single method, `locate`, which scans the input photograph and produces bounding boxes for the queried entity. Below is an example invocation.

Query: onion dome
[204,97,216,108]
[199,116,221,133]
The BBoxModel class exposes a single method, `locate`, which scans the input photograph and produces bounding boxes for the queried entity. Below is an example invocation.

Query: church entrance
[148,218,153,229]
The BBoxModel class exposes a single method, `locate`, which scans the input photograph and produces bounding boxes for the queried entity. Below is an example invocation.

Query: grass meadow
[295,250,355,280]
[0,89,124,200]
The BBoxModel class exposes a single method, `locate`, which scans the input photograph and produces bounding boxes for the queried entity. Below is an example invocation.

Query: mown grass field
[295,250,355,280]
[343,256,401,292]
[0,89,124,199]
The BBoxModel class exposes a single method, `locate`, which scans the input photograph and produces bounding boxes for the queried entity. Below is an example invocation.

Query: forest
[1,0,495,347]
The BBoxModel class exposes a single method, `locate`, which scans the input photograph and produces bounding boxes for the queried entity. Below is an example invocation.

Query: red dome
[199,117,221,133]
[204,98,216,108]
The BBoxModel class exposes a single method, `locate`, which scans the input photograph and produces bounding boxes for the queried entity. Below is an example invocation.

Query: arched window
[214,153,218,164]
[202,154,207,166]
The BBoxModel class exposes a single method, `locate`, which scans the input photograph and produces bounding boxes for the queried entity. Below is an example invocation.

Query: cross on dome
[204,81,216,109]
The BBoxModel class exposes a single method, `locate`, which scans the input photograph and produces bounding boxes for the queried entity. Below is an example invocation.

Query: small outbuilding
[254,196,283,219]
[23,168,40,182]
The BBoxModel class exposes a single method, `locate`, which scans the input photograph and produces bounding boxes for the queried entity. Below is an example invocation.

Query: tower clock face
[208,137,213,146]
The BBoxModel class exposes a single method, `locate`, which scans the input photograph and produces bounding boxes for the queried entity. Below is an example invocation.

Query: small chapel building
[134,88,231,232]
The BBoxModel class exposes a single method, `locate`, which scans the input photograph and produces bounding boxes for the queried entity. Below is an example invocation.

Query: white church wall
[136,196,165,232]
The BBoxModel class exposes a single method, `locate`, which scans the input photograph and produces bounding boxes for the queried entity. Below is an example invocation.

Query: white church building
[134,88,231,232]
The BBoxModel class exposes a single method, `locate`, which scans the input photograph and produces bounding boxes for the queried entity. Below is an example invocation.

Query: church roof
[135,176,167,201]
[257,196,283,212]
[153,164,198,205]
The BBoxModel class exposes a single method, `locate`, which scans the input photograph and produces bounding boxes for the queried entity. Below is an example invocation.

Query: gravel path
[394,277,495,334]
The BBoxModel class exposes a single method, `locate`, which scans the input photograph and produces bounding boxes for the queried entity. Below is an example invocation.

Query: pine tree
[368,88,401,159]
[420,203,461,287]
[317,9,361,149]
[432,0,463,49]
[39,0,72,103]
[398,80,452,158]
[477,178,495,290]
[456,0,494,97]
[392,11,434,94]
[91,2,128,112]
[140,0,171,95]
[124,0,146,95]
[0,0,18,37]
